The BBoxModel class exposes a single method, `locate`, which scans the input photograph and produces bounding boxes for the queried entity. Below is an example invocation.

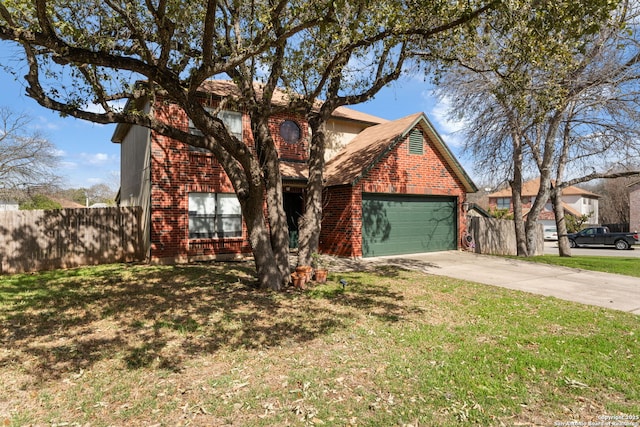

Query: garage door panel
[362,194,456,257]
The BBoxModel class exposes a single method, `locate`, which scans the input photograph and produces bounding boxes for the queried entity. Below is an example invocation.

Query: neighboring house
[0,200,19,211]
[487,178,600,226]
[112,80,477,262]
[51,197,86,209]
[466,203,491,218]
[630,181,640,232]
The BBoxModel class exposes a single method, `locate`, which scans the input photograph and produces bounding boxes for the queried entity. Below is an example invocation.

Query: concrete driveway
[363,250,640,315]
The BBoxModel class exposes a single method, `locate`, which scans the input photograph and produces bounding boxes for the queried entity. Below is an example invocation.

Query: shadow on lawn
[0,262,410,380]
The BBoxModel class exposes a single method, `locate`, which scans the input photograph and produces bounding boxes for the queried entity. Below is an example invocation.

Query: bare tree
[431,0,640,256]
[85,183,117,206]
[589,174,638,226]
[0,106,60,199]
[531,5,640,255]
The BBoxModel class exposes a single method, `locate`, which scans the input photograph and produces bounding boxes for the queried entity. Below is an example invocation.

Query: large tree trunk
[250,116,291,289]
[207,129,288,291]
[553,129,572,257]
[511,138,528,256]
[523,174,553,256]
[524,110,562,256]
[297,116,326,266]
[263,171,291,286]
[241,187,284,290]
[552,188,572,257]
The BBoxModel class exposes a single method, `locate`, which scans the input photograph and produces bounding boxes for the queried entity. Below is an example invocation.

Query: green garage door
[362,194,457,257]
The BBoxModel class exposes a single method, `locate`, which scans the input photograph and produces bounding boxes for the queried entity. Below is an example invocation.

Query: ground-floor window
[188,192,242,239]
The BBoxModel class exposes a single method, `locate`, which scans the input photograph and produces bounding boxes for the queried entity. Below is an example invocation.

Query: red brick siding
[319,186,362,257]
[268,113,309,161]
[321,128,469,257]
[361,133,466,197]
[149,131,191,261]
[148,101,306,261]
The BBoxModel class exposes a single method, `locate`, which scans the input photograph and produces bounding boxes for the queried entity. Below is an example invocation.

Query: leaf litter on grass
[1,263,639,426]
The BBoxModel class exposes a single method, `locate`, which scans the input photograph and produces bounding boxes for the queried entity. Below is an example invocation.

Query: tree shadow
[374,258,442,273]
[0,262,412,382]
[0,207,142,274]
[362,199,392,256]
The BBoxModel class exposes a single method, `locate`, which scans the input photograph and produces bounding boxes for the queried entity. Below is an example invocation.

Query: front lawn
[1,263,638,426]
[521,255,640,278]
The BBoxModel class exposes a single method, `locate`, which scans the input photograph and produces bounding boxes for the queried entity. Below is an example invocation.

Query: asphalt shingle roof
[324,113,422,187]
[324,112,477,193]
[488,178,600,198]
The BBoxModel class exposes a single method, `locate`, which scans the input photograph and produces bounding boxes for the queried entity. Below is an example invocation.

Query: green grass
[1,263,639,426]
[516,255,640,277]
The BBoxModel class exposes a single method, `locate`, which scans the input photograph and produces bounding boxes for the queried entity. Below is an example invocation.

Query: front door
[283,192,304,249]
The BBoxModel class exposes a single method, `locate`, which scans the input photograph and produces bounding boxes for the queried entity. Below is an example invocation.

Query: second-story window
[280,120,301,144]
[218,110,243,141]
[188,109,243,142]
[496,197,510,209]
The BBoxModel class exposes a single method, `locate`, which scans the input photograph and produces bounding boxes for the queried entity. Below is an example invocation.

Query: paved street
[543,241,640,257]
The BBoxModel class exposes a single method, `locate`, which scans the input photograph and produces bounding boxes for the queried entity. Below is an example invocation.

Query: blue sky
[1,43,119,189]
[0,44,471,190]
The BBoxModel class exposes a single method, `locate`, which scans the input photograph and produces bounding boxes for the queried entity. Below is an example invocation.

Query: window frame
[188,192,242,239]
[188,108,243,143]
[279,119,301,145]
[496,197,511,209]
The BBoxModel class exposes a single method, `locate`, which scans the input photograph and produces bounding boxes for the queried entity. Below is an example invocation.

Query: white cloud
[429,95,465,133]
[428,94,468,149]
[438,132,465,150]
[87,177,106,185]
[79,152,114,165]
[58,160,78,170]
[35,115,61,131]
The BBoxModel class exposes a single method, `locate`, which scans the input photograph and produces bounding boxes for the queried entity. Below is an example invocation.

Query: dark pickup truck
[566,227,639,250]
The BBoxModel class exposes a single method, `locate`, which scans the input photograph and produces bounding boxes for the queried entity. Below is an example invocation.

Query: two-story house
[629,181,640,232]
[112,80,477,262]
[488,178,600,227]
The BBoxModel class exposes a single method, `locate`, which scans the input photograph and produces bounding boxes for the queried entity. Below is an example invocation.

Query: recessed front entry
[283,192,304,249]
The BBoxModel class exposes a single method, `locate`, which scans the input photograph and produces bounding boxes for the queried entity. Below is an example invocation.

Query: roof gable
[324,112,477,192]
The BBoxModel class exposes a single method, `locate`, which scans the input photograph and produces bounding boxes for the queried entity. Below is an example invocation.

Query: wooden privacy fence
[0,207,144,274]
[468,216,543,256]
